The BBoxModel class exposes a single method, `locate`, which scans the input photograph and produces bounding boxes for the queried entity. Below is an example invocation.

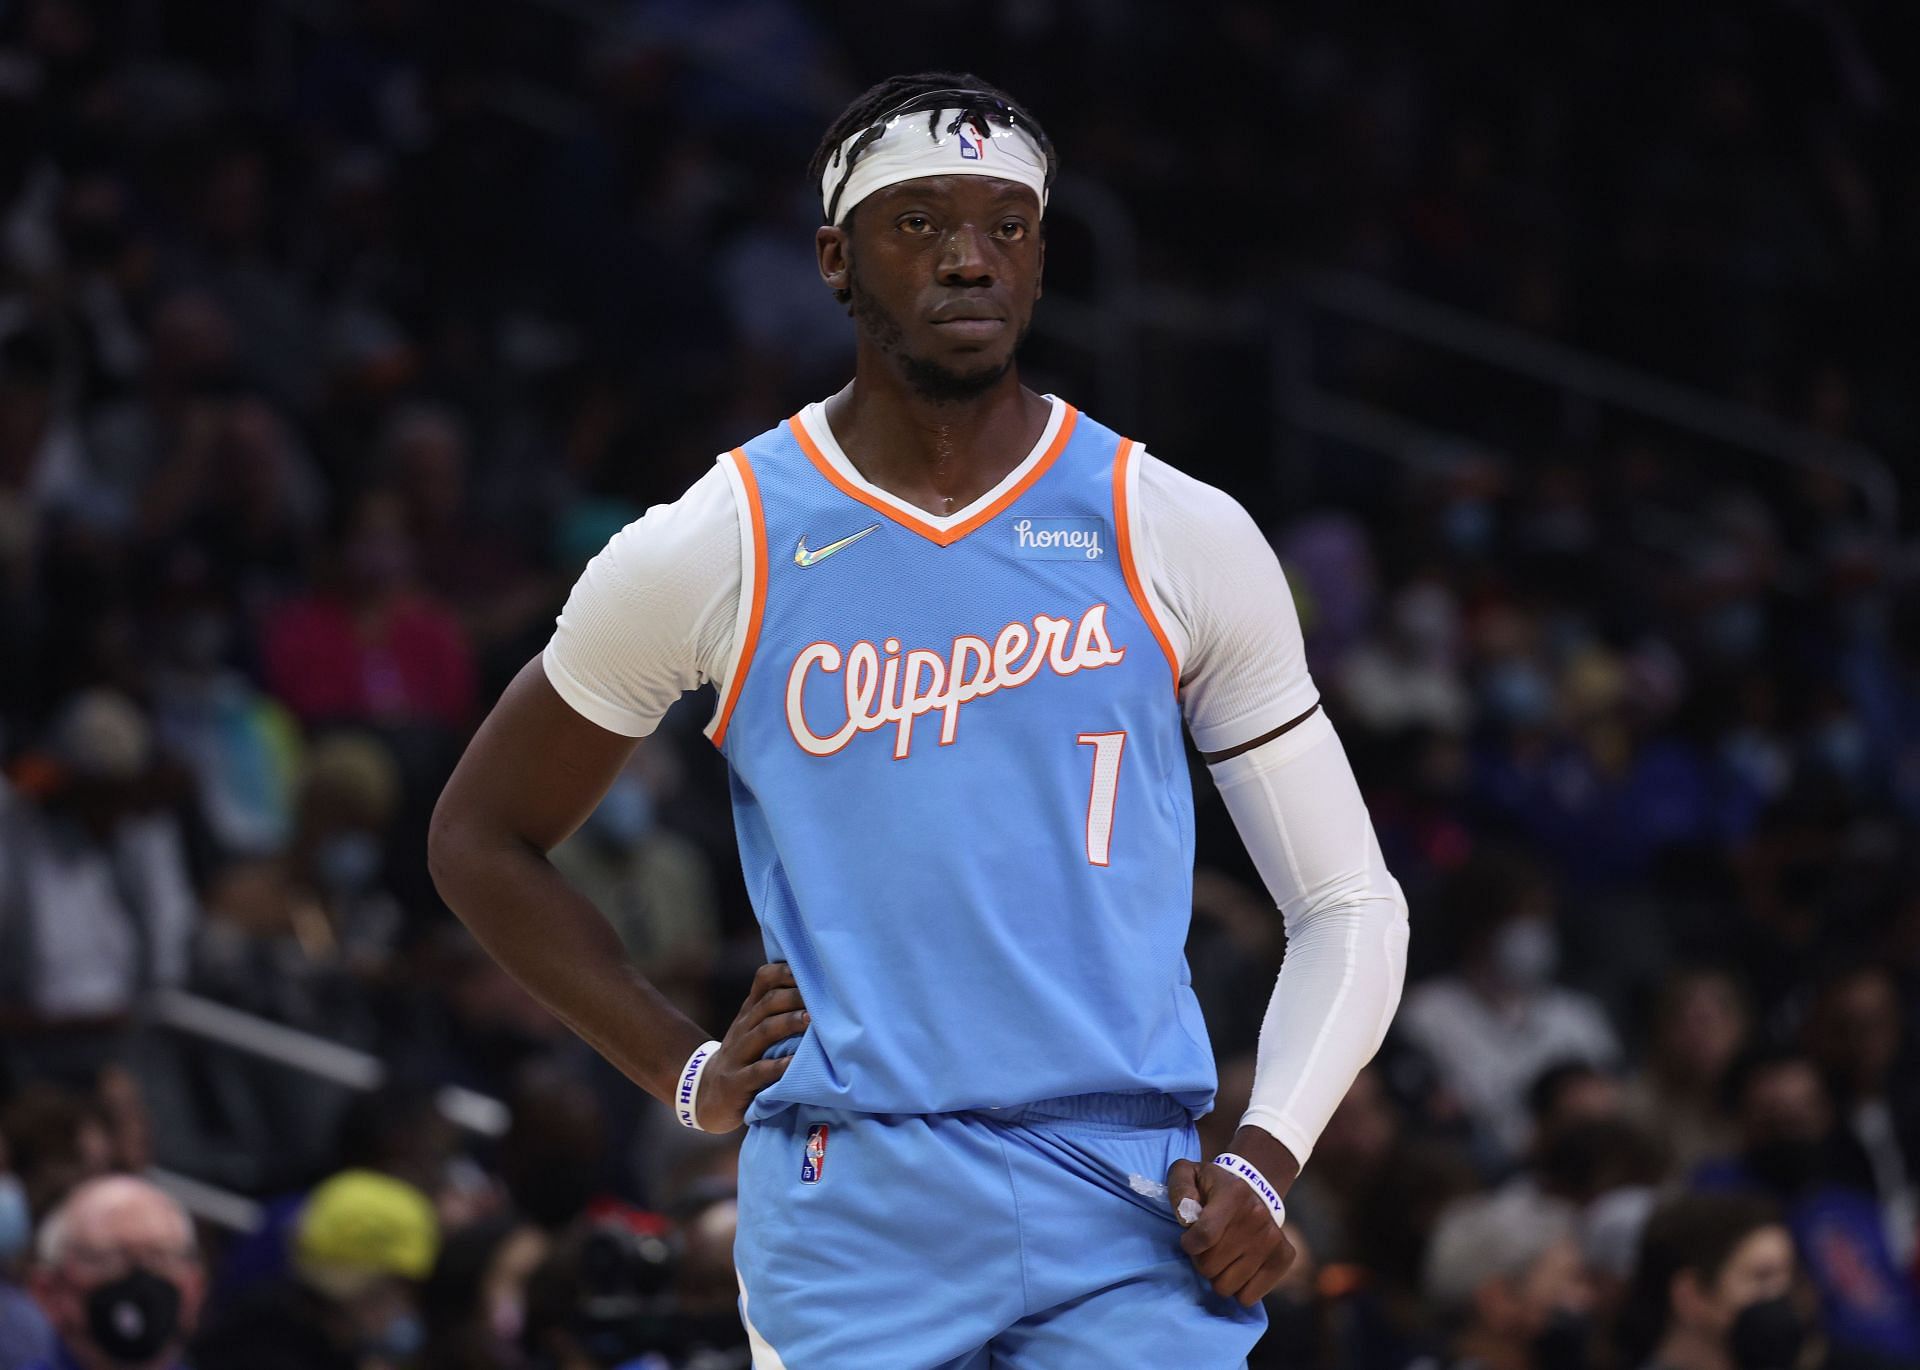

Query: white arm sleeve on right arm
[1208,709,1411,1168]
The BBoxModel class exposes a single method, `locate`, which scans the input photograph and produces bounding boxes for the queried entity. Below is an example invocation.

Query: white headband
[820,106,1049,227]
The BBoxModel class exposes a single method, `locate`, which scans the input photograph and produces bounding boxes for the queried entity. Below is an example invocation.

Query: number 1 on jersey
[1077,731,1127,866]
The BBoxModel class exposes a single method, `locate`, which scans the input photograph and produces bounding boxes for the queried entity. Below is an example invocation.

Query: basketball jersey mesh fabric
[720,400,1215,1122]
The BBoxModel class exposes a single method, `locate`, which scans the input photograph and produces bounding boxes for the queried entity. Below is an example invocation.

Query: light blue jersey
[713,395,1214,1122]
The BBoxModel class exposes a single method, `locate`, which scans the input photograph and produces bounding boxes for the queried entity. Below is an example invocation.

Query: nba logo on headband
[821,101,1048,225]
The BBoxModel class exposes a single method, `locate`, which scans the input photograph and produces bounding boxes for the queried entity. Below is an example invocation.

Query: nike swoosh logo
[795,523,881,567]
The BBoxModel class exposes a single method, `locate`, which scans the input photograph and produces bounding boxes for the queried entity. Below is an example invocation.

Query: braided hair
[806,71,1057,232]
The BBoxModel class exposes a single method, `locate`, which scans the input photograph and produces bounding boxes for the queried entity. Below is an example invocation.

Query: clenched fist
[1167,1134,1298,1307]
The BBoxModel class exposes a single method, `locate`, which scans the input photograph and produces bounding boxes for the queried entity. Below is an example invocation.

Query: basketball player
[430,72,1409,1368]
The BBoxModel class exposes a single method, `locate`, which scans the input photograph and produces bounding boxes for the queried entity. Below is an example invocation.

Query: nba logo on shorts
[801,1124,829,1184]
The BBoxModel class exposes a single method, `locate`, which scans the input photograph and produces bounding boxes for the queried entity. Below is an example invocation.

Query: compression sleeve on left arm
[1132,446,1409,1167]
[1207,710,1410,1168]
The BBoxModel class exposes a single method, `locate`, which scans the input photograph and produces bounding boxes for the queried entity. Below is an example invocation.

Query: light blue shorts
[734,1091,1266,1369]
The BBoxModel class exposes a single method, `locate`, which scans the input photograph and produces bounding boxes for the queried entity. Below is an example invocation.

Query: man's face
[819,174,1044,403]
[1741,1061,1829,1150]
[1814,971,1900,1090]
[1515,1236,1595,1337]
[34,1197,203,1368]
[1692,1226,1795,1338]
[1475,1237,1594,1347]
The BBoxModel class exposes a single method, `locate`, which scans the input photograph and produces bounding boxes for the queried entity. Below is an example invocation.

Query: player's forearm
[427,823,708,1101]
[1238,883,1407,1166]
[1208,708,1411,1168]
[1228,1124,1302,1198]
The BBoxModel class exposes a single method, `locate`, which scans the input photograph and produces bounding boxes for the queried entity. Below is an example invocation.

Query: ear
[1034,227,1046,302]
[1473,1277,1519,1336]
[1671,1268,1718,1332]
[28,1266,78,1331]
[179,1264,208,1333]
[817,225,851,296]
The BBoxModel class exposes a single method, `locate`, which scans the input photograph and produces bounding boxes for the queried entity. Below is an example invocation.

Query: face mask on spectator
[1443,499,1495,555]
[1482,661,1553,728]
[1728,1295,1806,1370]
[1745,1137,1824,1194]
[361,1309,424,1361]
[587,776,655,847]
[315,831,383,894]
[1530,1307,1593,1370]
[0,1175,28,1261]
[84,1266,182,1363]
[1492,917,1558,990]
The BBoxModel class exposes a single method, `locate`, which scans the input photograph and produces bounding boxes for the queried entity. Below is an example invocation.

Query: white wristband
[674,1039,724,1130]
[1211,1152,1287,1230]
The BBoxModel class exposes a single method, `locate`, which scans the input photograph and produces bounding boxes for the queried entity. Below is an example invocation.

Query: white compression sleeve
[1207,708,1410,1168]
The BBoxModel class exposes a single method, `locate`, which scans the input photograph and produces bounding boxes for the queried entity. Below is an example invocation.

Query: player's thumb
[1166,1158,1203,1226]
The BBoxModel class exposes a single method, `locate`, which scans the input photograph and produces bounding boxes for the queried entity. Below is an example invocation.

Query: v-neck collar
[788,395,1076,548]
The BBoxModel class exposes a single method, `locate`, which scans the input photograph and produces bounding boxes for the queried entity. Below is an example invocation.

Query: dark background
[1,2,1918,1367]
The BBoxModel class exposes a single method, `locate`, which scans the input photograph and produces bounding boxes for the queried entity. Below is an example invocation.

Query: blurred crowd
[1,0,1917,1368]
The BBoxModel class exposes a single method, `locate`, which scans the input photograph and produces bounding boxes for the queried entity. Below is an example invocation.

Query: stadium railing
[127,991,510,1231]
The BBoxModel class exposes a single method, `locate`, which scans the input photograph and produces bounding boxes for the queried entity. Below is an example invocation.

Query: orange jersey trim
[710,448,768,747]
[1112,438,1181,696]
[786,404,1080,548]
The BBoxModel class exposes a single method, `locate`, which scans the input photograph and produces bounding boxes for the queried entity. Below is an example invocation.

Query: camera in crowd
[524,1213,749,1370]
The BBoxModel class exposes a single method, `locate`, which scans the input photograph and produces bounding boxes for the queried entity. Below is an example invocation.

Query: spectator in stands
[1803,963,1920,1268]
[195,732,406,1042]
[1511,1063,1665,1339]
[263,487,475,733]
[417,1213,548,1370]
[194,1168,439,1370]
[140,394,326,620]
[0,1127,56,1370]
[1337,579,1472,736]
[0,327,102,536]
[546,744,720,1012]
[171,136,321,410]
[1522,1062,1663,1214]
[383,401,546,664]
[1624,970,1750,1179]
[1423,1189,1598,1370]
[1695,1046,1920,1363]
[27,1175,205,1370]
[498,1069,611,1235]
[1281,1066,1402,1266]
[0,691,200,1074]
[1317,1138,1479,1370]
[1618,1194,1800,1370]
[145,546,304,861]
[0,1088,113,1230]
[416,929,571,1101]
[518,1216,678,1370]
[1526,1062,1626,1151]
[1400,851,1621,1164]
[671,1196,750,1364]
[84,290,241,517]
